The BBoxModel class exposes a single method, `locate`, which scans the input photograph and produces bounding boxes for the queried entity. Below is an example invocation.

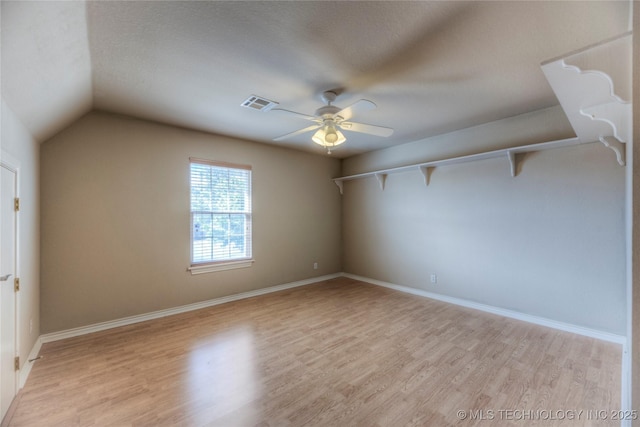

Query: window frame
[188,158,254,275]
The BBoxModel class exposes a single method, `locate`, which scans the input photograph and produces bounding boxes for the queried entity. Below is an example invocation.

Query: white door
[0,163,17,421]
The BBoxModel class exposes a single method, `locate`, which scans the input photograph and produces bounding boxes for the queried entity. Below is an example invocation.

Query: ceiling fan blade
[335,99,376,121]
[273,124,321,141]
[271,108,318,122]
[339,121,394,137]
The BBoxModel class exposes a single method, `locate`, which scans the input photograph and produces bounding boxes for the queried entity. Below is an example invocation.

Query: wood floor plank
[6,278,622,426]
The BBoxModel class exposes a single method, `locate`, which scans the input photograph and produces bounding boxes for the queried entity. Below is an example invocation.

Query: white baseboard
[40,273,342,344]
[343,273,627,345]
[40,271,627,345]
[19,336,42,388]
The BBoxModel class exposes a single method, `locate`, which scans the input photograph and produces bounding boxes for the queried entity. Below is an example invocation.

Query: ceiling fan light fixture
[324,123,339,143]
[312,125,346,149]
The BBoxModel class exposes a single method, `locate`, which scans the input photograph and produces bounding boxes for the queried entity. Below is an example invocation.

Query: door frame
[0,149,20,412]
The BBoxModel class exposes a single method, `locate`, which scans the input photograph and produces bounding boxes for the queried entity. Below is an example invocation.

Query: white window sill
[188,259,254,275]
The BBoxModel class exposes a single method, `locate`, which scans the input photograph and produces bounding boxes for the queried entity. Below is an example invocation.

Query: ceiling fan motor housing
[315,105,342,119]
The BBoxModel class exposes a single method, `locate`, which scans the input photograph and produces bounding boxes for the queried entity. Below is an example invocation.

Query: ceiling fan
[272,91,394,154]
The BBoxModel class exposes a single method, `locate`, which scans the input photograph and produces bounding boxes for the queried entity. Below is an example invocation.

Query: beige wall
[40,112,342,333]
[342,108,626,335]
[1,98,40,369]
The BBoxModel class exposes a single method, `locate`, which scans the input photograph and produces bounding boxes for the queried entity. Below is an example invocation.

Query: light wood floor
[7,278,621,426]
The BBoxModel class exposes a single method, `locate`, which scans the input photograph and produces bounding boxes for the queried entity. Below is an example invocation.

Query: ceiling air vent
[241,95,278,111]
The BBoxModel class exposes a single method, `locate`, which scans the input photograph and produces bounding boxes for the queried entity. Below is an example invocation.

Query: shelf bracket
[507,150,517,177]
[599,135,626,166]
[419,166,434,186]
[334,180,344,195]
[580,101,631,144]
[375,173,387,191]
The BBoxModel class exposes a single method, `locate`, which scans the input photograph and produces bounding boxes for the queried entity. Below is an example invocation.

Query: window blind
[190,159,252,265]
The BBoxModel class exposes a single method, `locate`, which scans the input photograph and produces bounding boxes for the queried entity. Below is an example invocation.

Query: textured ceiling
[1,1,632,158]
[1,0,92,142]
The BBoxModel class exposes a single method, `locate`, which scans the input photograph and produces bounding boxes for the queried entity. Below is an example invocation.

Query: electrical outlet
[313,262,318,270]
[430,274,437,284]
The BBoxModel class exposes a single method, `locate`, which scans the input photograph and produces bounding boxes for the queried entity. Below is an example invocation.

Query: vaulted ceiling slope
[1,1,631,158]
[2,1,92,143]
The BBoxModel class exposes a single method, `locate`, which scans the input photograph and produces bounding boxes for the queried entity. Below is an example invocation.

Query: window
[189,158,252,274]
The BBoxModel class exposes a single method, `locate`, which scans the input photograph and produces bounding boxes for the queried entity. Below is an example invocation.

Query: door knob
[0,274,12,282]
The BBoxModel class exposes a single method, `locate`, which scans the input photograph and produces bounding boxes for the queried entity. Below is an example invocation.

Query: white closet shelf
[332,137,585,194]
[333,33,631,195]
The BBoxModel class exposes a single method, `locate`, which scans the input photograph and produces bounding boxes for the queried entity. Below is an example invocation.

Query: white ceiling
[1,1,632,158]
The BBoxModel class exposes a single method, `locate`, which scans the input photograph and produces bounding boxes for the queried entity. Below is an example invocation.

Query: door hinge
[14,277,20,292]
[14,357,19,371]
[14,198,20,211]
